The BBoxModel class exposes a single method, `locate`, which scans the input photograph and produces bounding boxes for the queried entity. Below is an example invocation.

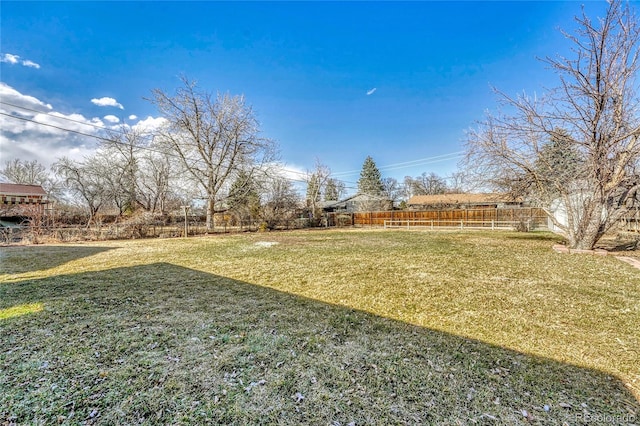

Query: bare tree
[446,171,470,193]
[305,159,332,220]
[404,172,448,196]
[1,159,48,184]
[259,176,300,229]
[95,149,132,216]
[102,125,176,215]
[136,146,175,214]
[101,125,149,213]
[53,156,110,226]
[382,177,403,206]
[150,77,277,231]
[466,0,640,249]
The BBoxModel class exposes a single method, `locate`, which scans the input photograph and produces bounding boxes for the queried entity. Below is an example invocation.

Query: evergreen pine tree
[324,178,339,201]
[535,129,584,194]
[357,156,384,195]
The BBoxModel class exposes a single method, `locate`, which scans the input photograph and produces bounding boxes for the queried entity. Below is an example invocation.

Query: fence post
[491,220,495,230]
[460,219,463,230]
[181,205,189,237]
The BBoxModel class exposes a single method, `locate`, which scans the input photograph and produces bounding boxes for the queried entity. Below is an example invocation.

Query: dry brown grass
[1,229,638,424]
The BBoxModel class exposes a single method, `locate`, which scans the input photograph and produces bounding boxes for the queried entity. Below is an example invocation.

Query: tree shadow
[0,245,114,275]
[596,236,640,252]
[1,263,638,425]
[503,232,561,243]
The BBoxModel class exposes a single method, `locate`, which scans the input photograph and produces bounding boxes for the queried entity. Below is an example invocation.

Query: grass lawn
[1,229,639,425]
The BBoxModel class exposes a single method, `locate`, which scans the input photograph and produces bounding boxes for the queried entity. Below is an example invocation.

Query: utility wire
[1,102,355,185]
[1,112,112,144]
[331,152,464,177]
[2,105,461,191]
[2,101,464,177]
[0,100,134,135]
[0,112,360,189]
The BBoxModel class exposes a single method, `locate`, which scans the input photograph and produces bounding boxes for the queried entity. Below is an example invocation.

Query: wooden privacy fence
[339,208,549,230]
[384,219,534,231]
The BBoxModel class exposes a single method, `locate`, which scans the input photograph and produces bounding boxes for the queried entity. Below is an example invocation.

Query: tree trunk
[572,227,602,250]
[206,198,215,232]
[568,207,604,250]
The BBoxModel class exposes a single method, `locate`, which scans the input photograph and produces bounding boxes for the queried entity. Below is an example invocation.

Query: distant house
[323,193,392,213]
[406,193,522,210]
[0,183,49,211]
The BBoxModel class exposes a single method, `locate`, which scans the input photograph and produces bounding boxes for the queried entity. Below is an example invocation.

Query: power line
[1,101,356,186]
[332,152,464,177]
[1,112,110,144]
[381,152,464,169]
[2,100,464,177]
[0,112,359,190]
[0,100,135,135]
[0,112,166,156]
[375,154,464,173]
[1,106,461,192]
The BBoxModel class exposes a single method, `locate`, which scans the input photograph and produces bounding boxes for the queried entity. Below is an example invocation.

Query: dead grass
[1,229,638,425]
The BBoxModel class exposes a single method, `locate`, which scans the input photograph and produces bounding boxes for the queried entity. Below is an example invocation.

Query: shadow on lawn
[1,262,638,425]
[502,232,561,243]
[0,245,114,275]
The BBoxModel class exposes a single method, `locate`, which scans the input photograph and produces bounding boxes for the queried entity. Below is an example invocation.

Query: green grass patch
[0,303,43,320]
[1,229,638,424]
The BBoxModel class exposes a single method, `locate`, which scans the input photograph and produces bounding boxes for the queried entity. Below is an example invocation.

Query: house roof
[323,192,389,208]
[407,193,518,205]
[0,183,47,197]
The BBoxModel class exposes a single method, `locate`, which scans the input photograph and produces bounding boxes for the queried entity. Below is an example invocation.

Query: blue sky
[1,1,608,188]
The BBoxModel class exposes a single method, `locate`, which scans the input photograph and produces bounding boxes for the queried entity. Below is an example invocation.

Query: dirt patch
[552,244,607,256]
[254,241,279,248]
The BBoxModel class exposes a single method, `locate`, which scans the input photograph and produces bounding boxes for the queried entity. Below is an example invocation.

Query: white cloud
[128,114,138,120]
[132,116,167,133]
[91,117,105,126]
[366,88,377,96]
[18,111,105,139]
[0,84,103,168]
[1,53,20,64]
[275,163,307,181]
[91,97,124,109]
[1,84,168,170]
[0,83,52,111]
[1,53,41,69]
[22,60,41,69]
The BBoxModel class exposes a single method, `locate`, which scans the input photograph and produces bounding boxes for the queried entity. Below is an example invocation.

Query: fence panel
[352,207,548,229]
